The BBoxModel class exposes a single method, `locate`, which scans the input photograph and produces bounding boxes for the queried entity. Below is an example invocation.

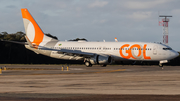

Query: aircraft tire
[101,64,107,67]
[159,63,163,67]
[85,61,92,67]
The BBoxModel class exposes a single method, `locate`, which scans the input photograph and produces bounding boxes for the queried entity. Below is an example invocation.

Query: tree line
[0,31,179,65]
[0,31,82,64]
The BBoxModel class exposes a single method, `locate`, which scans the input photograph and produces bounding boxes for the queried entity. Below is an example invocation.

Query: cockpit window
[163,48,172,50]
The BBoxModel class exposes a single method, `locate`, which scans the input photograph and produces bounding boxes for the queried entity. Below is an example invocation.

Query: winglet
[115,37,118,42]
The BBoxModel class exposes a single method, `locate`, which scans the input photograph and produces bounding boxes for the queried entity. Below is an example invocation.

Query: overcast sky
[1,0,180,51]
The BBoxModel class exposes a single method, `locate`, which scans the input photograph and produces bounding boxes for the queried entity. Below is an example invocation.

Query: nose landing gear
[159,60,168,67]
[159,63,164,69]
[159,63,163,67]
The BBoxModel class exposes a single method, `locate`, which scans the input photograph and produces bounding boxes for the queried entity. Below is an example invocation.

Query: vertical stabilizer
[21,8,53,46]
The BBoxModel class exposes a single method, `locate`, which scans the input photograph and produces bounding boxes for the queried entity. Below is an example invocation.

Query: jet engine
[89,55,112,65]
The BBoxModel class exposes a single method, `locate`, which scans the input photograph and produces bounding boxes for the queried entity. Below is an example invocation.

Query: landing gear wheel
[85,61,92,67]
[101,64,107,67]
[159,63,163,67]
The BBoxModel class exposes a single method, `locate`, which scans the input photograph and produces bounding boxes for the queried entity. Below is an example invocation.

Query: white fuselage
[45,41,178,62]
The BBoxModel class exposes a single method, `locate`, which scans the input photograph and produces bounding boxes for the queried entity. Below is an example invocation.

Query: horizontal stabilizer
[0,39,28,45]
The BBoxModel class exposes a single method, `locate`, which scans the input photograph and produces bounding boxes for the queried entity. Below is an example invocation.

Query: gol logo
[119,44,151,60]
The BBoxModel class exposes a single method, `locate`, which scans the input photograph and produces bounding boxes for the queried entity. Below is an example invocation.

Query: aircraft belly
[25,45,51,56]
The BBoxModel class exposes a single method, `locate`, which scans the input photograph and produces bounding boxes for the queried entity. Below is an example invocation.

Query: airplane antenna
[159,15,172,46]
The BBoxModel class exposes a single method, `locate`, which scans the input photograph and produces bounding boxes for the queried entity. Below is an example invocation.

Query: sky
[1,0,180,51]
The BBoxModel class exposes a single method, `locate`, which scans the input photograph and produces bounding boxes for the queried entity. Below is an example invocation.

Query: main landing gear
[84,61,107,67]
[101,64,107,67]
[85,61,92,67]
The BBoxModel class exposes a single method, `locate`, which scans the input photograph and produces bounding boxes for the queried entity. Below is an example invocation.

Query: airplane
[3,8,180,67]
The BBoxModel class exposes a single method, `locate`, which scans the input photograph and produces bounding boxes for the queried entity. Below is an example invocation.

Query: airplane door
[153,45,158,55]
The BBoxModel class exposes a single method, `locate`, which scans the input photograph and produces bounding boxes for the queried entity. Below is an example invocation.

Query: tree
[45,33,58,40]
[69,38,87,41]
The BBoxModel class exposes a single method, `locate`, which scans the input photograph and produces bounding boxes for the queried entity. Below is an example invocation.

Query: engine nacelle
[89,55,112,65]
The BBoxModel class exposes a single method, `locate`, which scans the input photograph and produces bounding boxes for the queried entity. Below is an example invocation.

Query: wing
[38,45,95,57]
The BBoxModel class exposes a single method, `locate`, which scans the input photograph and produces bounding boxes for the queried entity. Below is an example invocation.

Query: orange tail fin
[21,8,44,46]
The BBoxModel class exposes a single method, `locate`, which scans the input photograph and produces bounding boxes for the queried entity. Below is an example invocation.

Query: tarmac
[0,65,180,101]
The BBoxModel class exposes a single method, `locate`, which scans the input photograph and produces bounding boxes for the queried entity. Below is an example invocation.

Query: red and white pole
[162,18,169,45]
[159,15,172,46]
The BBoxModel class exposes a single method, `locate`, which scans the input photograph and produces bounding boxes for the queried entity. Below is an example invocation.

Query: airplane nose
[169,51,179,60]
[173,51,179,58]
[175,52,179,57]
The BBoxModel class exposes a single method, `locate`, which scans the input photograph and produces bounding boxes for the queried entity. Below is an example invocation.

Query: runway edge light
[0,67,2,74]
